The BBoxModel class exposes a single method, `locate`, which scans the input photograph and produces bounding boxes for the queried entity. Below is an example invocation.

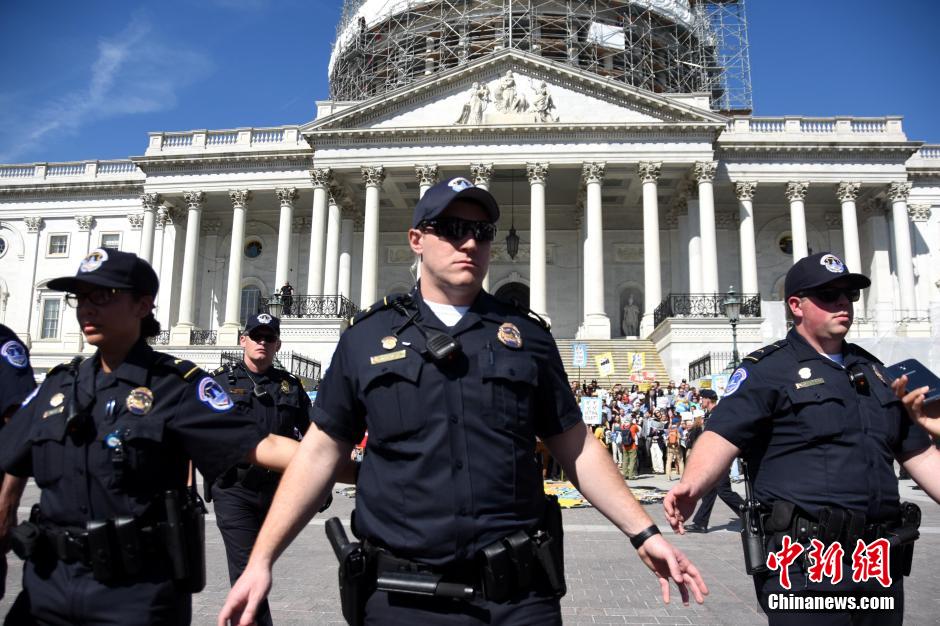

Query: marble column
[152,208,167,279]
[338,210,354,300]
[22,217,43,347]
[275,187,298,291]
[527,163,549,320]
[76,216,95,256]
[786,182,810,263]
[836,182,865,316]
[323,188,342,295]
[219,190,251,344]
[735,181,759,295]
[686,189,702,293]
[307,168,332,295]
[157,207,180,331]
[887,182,916,315]
[470,163,493,291]
[139,193,159,263]
[415,164,439,198]
[580,162,610,339]
[170,191,205,345]
[694,161,719,294]
[908,205,935,329]
[360,166,385,306]
[639,161,662,336]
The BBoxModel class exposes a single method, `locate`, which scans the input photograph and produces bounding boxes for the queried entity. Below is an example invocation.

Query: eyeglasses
[799,287,861,304]
[418,217,497,243]
[65,288,126,308]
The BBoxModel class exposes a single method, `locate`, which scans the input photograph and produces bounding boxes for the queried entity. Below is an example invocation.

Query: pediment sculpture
[455,71,558,125]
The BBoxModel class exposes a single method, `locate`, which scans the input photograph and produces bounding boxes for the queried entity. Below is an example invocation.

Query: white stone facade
[1,50,937,376]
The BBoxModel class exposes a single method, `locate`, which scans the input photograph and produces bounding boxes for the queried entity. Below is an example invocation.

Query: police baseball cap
[412,176,500,227]
[48,248,159,296]
[244,313,280,336]
[699,389,718,401]
[784,252,870,299]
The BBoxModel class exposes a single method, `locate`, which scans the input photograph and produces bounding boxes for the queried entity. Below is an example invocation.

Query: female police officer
[0,248,299,625]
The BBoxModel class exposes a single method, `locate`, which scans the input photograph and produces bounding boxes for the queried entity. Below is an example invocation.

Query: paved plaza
[2,473,938,625]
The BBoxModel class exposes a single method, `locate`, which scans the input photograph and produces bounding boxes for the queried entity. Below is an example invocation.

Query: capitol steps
[555,339,671,390]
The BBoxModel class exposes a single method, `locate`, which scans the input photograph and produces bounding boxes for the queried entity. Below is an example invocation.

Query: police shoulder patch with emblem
[198,377,234,412]
[724,367,748,397]
[1,340,28,369]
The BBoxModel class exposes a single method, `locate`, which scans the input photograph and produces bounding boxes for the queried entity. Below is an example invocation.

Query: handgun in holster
[739,460,769,575]
[325,517,370,626]
[9,504,47,563]
[85,520,116,583]
[164,488,208,592]
[889,502,921,577]
[532,494,567,597]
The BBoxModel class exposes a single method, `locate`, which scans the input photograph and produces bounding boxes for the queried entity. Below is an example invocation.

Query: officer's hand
[663,482,698,534]
[892,375,940,436]
[636,534,708,605]
[218,563,272,626]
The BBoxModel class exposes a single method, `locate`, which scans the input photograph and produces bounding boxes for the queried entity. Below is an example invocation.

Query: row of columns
[127,163,926,343]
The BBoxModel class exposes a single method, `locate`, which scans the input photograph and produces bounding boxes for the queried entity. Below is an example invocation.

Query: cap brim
[800,272,872,294]
[46,275,134,293]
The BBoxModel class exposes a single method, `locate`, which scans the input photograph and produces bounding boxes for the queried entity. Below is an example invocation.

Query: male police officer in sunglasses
[220,176,707,626]
[665,252,940,625]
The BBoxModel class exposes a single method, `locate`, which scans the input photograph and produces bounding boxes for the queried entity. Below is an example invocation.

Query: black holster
[163,488,207,592]
[326,517,370,626]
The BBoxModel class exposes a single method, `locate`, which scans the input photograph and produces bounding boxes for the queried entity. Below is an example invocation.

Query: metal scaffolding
[329,0,752,113]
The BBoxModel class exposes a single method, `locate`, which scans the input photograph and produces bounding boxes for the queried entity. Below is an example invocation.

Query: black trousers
[692,473,745,527]
[753,565,904,626]
[211,482,277,626]
[5,559,189,625]
[364,585,562,625]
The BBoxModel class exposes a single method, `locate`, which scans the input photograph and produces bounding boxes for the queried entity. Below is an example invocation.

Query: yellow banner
[595,352,615,377]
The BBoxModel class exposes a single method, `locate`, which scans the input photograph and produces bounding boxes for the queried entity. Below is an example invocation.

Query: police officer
[0,249,301,625]
[0,324,37,599]
[210,313,311,626]
[664,252,940,625]
[682,389,744,533]
[220,176,707,626]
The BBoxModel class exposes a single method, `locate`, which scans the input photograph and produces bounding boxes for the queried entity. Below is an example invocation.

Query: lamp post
[506,168,520,260]
[267,293,284,319]
[722,285,742,368]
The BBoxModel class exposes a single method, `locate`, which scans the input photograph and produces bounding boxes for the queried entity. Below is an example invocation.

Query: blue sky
[1,0,938,164]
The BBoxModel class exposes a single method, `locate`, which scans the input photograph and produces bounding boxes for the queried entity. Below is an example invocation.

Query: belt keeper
[631,524,661,549]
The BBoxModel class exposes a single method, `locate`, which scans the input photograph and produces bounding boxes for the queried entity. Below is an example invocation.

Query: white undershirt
[424,300,470,327]
[826,353,845,365]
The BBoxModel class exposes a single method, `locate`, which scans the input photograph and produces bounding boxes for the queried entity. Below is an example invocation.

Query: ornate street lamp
[506,168,520,260]
[722,285,741,368]
[267,293,284,319]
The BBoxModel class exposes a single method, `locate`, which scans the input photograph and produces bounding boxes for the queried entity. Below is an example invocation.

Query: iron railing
[688,351,737,382]
[190,330,218,345]
[653,293,761,328]
[258,294,358,319]
[220,350,322,384]
[147,330,170,346]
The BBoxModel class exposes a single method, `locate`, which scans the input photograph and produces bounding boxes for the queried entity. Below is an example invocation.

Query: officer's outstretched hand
[663,482,698,534]
[636,534,708,605]
[892,375,940,437]
[218,563,272,626]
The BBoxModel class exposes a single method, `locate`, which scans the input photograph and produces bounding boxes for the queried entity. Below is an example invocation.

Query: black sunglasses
[248,332,279,343]
[418,217,497,243]
[799,287,861,303]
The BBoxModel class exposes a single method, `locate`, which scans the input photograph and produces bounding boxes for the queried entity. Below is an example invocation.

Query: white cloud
[0,15,212,163]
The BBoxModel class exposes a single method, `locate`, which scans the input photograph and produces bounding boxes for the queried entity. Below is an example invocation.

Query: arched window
[240,286,262,325]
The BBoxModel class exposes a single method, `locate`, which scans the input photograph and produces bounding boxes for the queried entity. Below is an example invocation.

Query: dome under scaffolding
[329,0,751,113]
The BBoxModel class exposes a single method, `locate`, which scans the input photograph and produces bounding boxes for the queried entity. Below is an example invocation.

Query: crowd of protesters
[573,378,733,482]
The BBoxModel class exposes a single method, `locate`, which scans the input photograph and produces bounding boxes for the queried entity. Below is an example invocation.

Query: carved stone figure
[455,81,490,125]
[621,293,640,337]
[495,71,526,113]
[531,81,558,123]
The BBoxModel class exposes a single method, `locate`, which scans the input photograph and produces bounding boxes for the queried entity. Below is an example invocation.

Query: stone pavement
[2,472,938,625]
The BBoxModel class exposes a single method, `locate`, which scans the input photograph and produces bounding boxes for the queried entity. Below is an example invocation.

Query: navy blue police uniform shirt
[0,340,266,527]
[0,323,37,416]
[213,362,311,443]
[706,328,931,523]
[312,289,583,565]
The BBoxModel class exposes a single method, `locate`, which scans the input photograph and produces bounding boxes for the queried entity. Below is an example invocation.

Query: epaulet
[848,343,883,365]
[159,356,205,381]
[47,357,82,376]
[493,295,551,331]
[210,363,232,377]
[348,292,413,327]
[742,339,788,363]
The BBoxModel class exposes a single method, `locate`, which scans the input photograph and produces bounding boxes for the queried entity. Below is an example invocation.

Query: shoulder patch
[724,367,748,396]
[742,339,788,363]
[197,376,234,412]
[1,340,28,369]
[349,293,413,327]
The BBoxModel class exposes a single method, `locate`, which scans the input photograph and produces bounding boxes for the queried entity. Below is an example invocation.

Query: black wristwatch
[630,524,662,549]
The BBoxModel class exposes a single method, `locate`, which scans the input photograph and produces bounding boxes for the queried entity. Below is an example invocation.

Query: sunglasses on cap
[417,217,497,243]
[798,287,861,304]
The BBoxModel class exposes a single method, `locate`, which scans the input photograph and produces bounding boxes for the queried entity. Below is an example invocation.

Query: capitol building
[1,0,937,382]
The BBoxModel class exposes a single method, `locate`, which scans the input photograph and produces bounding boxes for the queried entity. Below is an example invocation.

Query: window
[778,234,793,256]
[240,286,262,325]
[47,234,69,256]
[40,298,61,339]
[100,233,121,250]
[244,240,262,259]
[0,235,7,258]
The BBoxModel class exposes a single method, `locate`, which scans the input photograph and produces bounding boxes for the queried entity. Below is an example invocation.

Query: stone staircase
[555,339,670,390]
